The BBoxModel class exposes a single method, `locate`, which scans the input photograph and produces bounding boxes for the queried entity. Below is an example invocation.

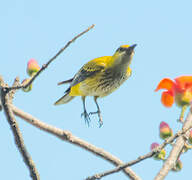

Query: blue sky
[1,0,192,179]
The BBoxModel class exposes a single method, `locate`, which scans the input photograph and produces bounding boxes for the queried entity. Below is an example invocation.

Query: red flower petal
[175,76,192,91]
[161,91,174,107]
[155,78,175,92]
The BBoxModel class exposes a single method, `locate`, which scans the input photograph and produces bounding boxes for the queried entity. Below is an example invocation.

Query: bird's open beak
[125,44,137,54]
[128,44,137,52]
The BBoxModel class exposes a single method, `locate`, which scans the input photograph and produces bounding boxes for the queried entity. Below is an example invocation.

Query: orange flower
[155,76,192,121]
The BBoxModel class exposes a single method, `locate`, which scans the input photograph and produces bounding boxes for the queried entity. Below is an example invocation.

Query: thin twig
[86,152,155,180]
[154,110,192,180]
[0,78,40,180]
[11,104,141,180]
[9,77,20,103]
[7,24,95,91]
[85,123,192,180]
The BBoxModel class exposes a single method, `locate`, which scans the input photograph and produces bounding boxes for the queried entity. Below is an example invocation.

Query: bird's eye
[119,47,123,51]
[117,47,125,52]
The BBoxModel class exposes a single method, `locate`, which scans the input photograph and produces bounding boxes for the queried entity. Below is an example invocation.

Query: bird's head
[112,44,137,66]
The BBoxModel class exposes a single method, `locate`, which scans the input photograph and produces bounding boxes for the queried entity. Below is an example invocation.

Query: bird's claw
[89,111,98,115]
[89,111,103,127]
[81,111,91,126]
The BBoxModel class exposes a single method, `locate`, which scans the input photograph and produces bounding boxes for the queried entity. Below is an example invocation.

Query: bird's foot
[81,111,91,126]
[89,111,103,127]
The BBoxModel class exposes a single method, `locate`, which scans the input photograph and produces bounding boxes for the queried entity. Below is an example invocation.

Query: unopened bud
[182,144,189,153]
[159,121,173,139]
[22,79,32,92]
[27,59,40,76]
[172,159,182,172]
[150,142,166,160]
[188,129,192,144]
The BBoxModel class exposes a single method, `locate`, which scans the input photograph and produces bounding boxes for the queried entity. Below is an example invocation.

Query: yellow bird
[54,44,137,127]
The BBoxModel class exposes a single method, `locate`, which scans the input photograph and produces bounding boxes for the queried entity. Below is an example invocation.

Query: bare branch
[11,104,141,180]
[154,110,192,180]
[86,121,192,180]
[7,24,95,91]
[86,151,155,180]
[0,78,40,180]
[9,77,20,103]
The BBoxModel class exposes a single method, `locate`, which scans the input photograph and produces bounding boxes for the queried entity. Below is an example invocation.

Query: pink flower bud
[159,121,173,139]
[150,143,166,160]
[188,129,192,144]
[22,79,32,92]
[172,159,182,172]
[150,143,159,151]
[27,59,40,76]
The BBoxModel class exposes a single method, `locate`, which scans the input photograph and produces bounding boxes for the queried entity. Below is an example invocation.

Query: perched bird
[54,44,137,126]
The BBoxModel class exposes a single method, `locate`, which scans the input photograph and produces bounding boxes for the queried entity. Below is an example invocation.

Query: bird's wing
[70,56,109,87]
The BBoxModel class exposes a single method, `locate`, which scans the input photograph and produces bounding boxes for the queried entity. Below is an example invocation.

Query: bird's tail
[54,88,75,105]
[57,78,73,85]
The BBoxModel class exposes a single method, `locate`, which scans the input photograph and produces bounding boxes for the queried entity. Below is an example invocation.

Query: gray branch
[154,110,192,180]
[7,24,95,91]
[11,104,141,180]
[0,78,40,180]
[85,117,192,180]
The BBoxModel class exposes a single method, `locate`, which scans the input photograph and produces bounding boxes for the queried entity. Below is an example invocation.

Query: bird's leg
[89,96,103,127]
[81,96,91,126]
